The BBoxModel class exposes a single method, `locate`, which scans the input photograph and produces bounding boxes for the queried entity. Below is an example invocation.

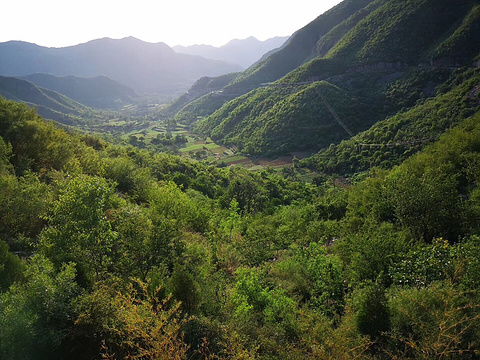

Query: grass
[178,143,221,153]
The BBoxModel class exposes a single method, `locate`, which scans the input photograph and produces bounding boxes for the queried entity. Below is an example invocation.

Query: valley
[1,0,480,358]
[89,108,305,173]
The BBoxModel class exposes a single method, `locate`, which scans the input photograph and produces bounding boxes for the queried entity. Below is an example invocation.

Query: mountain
[20,73,138,110]
[223,0,377,93]
[167,0,380,124]
[182,0,480,164]
[164,73,241,122]
[302,68,480,174]
[0,76,97,126]
[0,37,243,95]
[173,36,289,69]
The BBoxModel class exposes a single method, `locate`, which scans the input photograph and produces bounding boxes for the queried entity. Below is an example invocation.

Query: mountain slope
[191,0,480,160]
[0,76,97,126]
[325,0,478,65]
[20,73,138,110]
[173,36,288,69]
[169,0,377,129]
[166,73,240,118]
[194,70,391,155]
[0,37,243,95]
[222,0,377,93]
[302,68,480,174]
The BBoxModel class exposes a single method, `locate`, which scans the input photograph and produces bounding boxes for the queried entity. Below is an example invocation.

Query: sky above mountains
[2,0,342,48]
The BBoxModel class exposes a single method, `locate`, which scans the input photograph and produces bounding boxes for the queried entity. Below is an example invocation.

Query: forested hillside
[180,0,480,161]
[20,74,139,110]
[303,68,480,174]
[2,79,480,358]
[170,0,378,122]
[0,76,100,126]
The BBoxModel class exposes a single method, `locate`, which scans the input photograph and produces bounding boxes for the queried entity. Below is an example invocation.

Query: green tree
[169,263,199,313]
[40,175,119,280]
[110,203,156,280]
[222,175,266,213]
[304,242,345,316]
[350,281,390,340]
[0,240,24,291]
[388,282,480,359]
[386,161,463,241]
[0,136,12,174]
[225,198,241,239]
[231,267,296,334]
[0,173,52,248]
[75,280,189,360]
[148,181,210,233]
[0,255,79,360]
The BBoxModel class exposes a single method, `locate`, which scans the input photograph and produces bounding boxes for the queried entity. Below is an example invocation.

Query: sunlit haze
[2,0,343,48]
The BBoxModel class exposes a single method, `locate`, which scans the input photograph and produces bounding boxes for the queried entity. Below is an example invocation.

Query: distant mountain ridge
[173,36,289,69]
[20,73,138,110]
[0,37,243,95]
[0,75,95,126]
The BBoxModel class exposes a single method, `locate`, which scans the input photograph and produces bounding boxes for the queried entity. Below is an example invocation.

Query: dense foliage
[2,0,480,359]
[2,88,480,359]
[325,0,477,65]
[303,68,480,174]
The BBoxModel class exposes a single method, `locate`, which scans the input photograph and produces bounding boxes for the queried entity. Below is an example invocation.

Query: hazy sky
[2,0,343,48]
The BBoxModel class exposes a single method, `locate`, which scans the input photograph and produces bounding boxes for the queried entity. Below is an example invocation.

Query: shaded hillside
[166,73,240,117]
[172,92,240,126]
[325,0,479,65]
[192,0,480,159]
[0,37,243,95]
[194,70,391,155]
[173,36,288,69]
[0,76,97,126]
[302,68,480,174]
[21,74,138,110]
